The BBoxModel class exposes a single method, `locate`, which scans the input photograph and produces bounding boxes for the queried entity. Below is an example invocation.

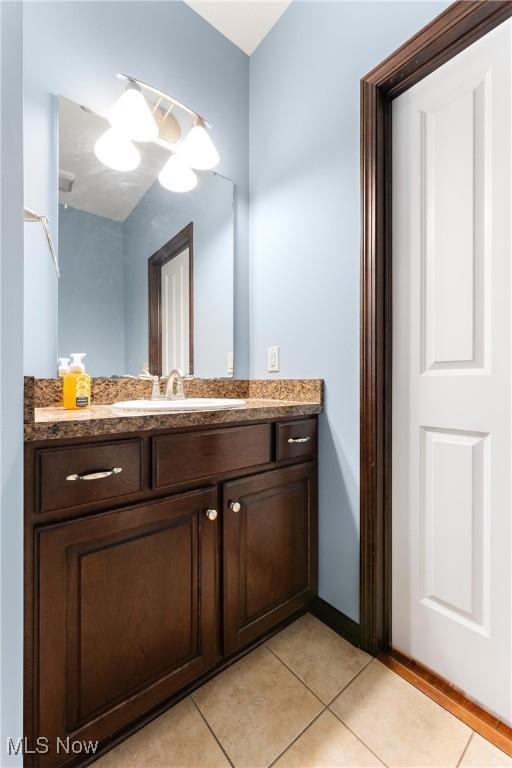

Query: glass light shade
[179,119,219,170]
[108,84,158,142]
[158,154,198,192]
[94,127,141,171]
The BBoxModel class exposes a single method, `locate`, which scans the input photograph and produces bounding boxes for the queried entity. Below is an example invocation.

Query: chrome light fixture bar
[116,73,211,128]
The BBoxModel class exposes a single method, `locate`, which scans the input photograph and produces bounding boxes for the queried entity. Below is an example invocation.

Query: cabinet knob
[230,501,241,513]
[205,509,218,521]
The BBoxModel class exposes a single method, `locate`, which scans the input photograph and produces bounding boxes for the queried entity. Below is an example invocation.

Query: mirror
[57,96,234,378]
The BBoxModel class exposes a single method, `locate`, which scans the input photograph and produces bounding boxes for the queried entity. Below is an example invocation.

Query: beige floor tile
[330,660,471,768]
[193,645,323,768]
[273,710,384,768]
[267,614,371,704]
[459,733,512,767]
[92,697,230,768]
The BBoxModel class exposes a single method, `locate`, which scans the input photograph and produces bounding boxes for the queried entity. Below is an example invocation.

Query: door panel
[36,487,217,767]
[223,463,317,654]
[161,247,190,374]
[421,81,487,371]
[392,20,511,722]
[244,482,308,619]
[421,427,488,631]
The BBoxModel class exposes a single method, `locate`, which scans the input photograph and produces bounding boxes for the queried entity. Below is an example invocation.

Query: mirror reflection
[57,96,234,378]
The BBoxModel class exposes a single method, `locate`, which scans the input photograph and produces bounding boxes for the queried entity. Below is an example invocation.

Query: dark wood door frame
[360,0,512,655]
[148,222,194,377]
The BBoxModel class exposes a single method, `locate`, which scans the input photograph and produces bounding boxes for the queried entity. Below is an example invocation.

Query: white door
[392,20,511,723]
[161,247,190,375]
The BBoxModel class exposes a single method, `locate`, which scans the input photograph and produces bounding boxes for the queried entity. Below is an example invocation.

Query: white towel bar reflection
[24,208,60,278]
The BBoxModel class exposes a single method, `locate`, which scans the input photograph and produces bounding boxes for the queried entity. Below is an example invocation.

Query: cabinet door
[223,462,317,654]
[36,487,218,768]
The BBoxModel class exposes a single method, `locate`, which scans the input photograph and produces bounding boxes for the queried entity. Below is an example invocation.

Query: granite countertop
[25,377,323,441]
[30,399,322,440]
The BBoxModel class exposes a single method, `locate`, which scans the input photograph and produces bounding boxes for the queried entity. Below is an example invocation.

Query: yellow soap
[63,353,91,410]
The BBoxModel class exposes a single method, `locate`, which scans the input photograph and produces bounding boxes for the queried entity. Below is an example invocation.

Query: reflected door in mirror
[162,247,190,374]
[149,223,193,376]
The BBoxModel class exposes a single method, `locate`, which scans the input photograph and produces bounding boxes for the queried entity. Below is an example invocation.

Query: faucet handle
[150,375,161,400]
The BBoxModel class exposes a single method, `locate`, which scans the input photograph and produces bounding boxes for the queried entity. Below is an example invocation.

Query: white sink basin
[112,398,246,412]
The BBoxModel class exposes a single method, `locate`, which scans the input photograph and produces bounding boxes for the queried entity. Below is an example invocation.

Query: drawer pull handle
[230,501,241,513]
[287,437,311,444]
[206,509,218,521]
[66,467,123,481]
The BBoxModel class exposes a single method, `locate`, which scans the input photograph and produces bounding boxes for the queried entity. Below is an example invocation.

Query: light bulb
[108,83,158,142]
[158,154,197,192]
[179,118,219,170]
[94,127,141,171]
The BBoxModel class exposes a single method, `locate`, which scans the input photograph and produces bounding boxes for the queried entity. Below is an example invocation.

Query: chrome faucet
[164,368,185,400]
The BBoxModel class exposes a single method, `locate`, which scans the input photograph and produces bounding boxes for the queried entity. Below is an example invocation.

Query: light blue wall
[21,0,450,630]
[123,173,234,377]
[23,0,249,377]
[1,1,24,763]
[249,0,447,620]
[59,205,125,376]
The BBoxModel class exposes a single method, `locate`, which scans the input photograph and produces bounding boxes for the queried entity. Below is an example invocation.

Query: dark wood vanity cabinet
[25,417,318,767]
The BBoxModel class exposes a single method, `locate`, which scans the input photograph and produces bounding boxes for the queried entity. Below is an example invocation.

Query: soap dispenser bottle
[63,353,91,410]
[58,357,70,377]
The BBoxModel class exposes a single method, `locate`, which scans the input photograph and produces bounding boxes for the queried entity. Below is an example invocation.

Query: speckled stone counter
[25,377,323,441]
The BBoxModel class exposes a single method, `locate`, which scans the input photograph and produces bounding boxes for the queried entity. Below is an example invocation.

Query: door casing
[359,0,512,656]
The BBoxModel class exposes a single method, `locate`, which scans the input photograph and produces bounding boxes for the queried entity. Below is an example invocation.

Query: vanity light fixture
[94,73,220,190]
[158,154,198,193]
[179,116,220,170]
[108,80,159,143]
[94,126,141,172]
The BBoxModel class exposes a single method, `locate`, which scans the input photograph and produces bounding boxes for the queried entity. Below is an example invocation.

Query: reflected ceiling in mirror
[57,96,234,380]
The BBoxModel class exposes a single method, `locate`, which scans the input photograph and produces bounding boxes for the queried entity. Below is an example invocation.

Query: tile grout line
[267,706,328,768]
[190,696,236,768]
[265,614,373,707]
[328,706,390,768]
[456,731,474,768]
[329,659,480,768]
[324,656,375,708]
[265,638,374,709]
[188,626,380,768]
[191,644,328,768]
[265,645,390,767]
[264,645,326,708]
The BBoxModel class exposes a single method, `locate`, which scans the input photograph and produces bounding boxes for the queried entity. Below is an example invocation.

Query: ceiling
[183,0,292,55]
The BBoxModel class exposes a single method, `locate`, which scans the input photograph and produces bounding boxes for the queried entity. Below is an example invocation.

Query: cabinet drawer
[276,419,317,462]
[38,439,143,514]
[154,424,271,489]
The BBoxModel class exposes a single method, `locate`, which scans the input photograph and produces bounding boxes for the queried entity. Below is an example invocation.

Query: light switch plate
[267,345,279,372]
